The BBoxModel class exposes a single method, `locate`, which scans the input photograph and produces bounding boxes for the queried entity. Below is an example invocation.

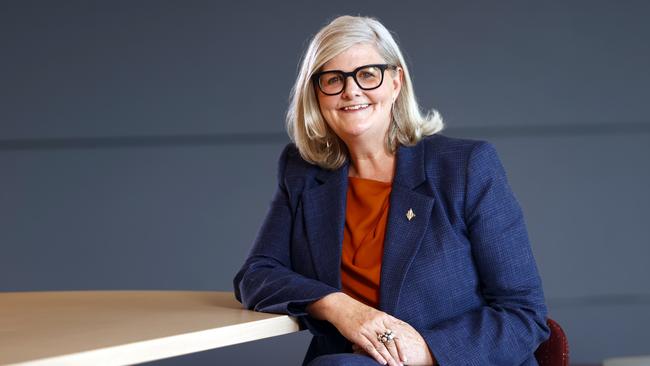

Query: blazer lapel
[379,142,436,314]
[301,163,349,289]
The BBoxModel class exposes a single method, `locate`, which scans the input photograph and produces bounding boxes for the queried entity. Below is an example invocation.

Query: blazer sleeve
[233,145,340,332]
[421,142,550,366]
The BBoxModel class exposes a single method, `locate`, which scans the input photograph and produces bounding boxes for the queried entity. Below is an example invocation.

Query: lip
[339,103,371,112]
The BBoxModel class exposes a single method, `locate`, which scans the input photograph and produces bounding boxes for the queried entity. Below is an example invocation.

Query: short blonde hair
[286,15,444,170]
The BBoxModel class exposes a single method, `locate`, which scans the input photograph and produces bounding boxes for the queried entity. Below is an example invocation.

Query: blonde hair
[286,15,444,169]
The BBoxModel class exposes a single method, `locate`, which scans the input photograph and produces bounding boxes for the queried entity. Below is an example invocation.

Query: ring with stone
[377,329,395,344]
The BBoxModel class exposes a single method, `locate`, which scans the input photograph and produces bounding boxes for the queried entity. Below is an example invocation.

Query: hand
[308,293,409,366]
[380,320,435,365]
[351,320,435,366]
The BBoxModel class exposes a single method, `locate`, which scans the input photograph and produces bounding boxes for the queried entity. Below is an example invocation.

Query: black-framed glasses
[312,64,397,96]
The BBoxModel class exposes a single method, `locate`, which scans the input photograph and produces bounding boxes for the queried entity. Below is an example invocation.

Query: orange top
[341,176,392,308]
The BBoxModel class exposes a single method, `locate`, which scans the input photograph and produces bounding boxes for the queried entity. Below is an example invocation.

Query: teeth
[343,104,369,111]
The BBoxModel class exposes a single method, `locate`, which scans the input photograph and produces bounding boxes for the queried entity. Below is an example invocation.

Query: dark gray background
[1,1,649,364]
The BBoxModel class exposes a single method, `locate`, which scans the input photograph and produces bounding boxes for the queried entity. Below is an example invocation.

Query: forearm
[306,291,350,322]
[234,256,339,316]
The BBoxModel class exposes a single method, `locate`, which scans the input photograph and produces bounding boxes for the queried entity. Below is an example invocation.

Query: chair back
[535,318,569,366]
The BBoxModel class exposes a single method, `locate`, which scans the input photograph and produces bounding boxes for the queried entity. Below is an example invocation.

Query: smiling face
[315,43,401,149]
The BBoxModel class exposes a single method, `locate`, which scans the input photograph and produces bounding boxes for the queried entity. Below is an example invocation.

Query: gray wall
[1,1,649,364]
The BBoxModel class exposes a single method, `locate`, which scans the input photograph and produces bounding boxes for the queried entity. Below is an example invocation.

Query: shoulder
[277,143,320,179]
[417,134,500,173]
[275,143,325,201]
[419,134,493,158]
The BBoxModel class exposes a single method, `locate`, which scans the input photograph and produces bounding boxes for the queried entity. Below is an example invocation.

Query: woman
[234,15,549,366]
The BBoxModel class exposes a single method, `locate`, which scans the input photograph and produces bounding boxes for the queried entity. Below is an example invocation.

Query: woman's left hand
[353,319,436,366]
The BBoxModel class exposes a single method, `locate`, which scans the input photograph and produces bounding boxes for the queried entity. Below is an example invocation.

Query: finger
[394,337,408,364]
[384,315,406,363]
[384,318,410,363]
[370,336,400,366]
[384,337,402,366]
[380,321,401,365]
[361,341,388,365]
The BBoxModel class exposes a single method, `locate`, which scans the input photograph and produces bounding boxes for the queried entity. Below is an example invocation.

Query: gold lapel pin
[406,208,416,221]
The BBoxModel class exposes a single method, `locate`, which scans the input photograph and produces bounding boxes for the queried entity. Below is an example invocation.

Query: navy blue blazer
[234,134,550,365]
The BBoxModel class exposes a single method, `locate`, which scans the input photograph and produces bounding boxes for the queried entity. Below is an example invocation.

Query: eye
[323,74,342,85]
[358,68,380,80]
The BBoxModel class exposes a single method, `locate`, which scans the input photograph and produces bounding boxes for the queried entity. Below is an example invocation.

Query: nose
[340,75,361,98]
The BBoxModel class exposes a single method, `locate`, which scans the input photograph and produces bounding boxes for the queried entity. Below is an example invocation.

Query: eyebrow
[318,63,386,73]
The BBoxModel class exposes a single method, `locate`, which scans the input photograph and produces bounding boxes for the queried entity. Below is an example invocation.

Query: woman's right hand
[307,292,407,366]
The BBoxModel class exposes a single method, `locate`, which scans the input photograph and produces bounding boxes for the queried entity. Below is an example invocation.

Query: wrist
[307,292,347,322]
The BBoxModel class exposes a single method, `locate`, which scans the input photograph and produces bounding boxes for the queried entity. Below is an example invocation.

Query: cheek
[367,88,392,105]
[316,100,338,128]
[319,105,336,124]
[318,101,340,120]
[316,93,333,109]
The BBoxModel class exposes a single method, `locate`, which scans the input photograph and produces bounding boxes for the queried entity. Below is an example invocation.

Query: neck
[346,141,395,183]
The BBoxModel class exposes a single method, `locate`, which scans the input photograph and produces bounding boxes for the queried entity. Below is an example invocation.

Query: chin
[346,123,389,141]
[328,112,391,139]
[339,120,373,135]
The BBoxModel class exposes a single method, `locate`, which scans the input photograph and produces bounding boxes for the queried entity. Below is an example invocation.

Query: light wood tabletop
[0,291,301,366]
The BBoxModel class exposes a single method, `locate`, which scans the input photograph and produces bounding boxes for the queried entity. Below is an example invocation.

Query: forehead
[321,43,385,71]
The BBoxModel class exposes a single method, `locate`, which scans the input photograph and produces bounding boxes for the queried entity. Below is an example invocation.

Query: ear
[391,67,403,101]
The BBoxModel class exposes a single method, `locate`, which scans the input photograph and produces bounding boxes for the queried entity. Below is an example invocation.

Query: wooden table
[0,291,301,365]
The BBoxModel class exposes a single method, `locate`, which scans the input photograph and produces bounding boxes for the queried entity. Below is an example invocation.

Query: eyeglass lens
[318,65,384,95]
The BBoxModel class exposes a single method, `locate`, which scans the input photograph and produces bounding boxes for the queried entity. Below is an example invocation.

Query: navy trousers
[307,354,381,366]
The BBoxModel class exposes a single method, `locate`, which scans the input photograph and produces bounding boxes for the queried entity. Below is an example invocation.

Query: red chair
[535,318,569,366]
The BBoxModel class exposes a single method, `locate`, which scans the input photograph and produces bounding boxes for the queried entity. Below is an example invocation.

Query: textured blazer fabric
[234,134,550,366]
